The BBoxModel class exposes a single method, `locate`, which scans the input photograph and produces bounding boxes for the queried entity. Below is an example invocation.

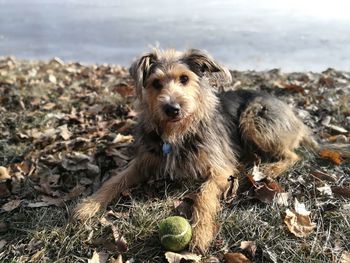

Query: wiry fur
[73,48,350,253]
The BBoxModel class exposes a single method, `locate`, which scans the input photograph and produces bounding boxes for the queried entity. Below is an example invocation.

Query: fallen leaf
[174,196,194,219]
[112,134,134,144]
[340,251,350,263]
[224,252,251,263]
[48,74,57,84]
[319,149,342,165]
[327,135,348,143]
[58,124,71,140]
[254,180,284,204]
[26,201,53,208]
[240,240,256,258]
[165,251,201,263]
[88,250,109,263]
[202,256,220,263]
[331,186,350,198]
[284,199,316,237]
[284,83,305,94]
[327,124,348,134]
[276,192,289,206]
[65,184,85,199]
[263,247,278,263]
[254,184,277,203]
[42,102,56,110]
[41,195,65,206]
[1,199,21,212]
[317,184,333,197]
[61,153,100,175]
[111,225,128,253]
[251,164,266,181]
[114,83,135,98]
[310,170,337,182]
[0,166,11,181]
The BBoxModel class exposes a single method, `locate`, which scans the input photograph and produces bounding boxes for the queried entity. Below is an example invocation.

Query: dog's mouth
[168,117,182,123]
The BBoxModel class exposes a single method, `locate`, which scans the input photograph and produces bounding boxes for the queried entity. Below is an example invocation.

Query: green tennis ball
[159,216,192,252]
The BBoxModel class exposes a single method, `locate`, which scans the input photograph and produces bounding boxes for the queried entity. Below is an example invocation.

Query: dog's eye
[179,75,189,85]
[152,79,163,90]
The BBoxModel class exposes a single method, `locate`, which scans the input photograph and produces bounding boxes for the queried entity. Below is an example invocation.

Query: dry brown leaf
[165,251,201,263]
[65,184,86,200]
[174,197,194,219]
[58,124,71,140]
[111,225,128,253]
[251,164,266,181]
[42,102,56,110]
[327,124,348,134]
[202,256,220,263]
[88,250,109,263]
[254,180,284,204]
[61,153,100,175]
[284,83,305,94]
[240,241,256,258]
[317,184,333,197]
[48,74,57,84]
[40,195,64,206]
[114,83,135,98]
[310,170,337,182]
[340,251,350,263]
[1,199,21,212]
[27,201,54,208]
[331,186,350,198]
[224,252,251,263]
[276,192,290,206]
[319,149,342,165]
[254,184,277,203]
[0,166,11,181]
[284,199,316,238]
[112,134,134,144]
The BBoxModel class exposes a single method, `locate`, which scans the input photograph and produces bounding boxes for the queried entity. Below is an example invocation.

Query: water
[0,0,349,71]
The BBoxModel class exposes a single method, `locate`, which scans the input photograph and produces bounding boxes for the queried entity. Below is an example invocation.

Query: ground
[0,56,349,263]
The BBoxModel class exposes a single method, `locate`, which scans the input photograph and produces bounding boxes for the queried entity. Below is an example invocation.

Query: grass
[1,162,349,262]
[0,57,349,262]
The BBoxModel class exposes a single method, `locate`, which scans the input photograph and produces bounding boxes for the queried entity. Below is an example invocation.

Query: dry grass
[0,57,349,262]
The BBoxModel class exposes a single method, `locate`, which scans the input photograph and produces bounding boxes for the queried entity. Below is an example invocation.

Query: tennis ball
[159,216,192,252]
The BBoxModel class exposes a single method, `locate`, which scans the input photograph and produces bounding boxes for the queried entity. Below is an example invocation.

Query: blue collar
[162,142,172,155]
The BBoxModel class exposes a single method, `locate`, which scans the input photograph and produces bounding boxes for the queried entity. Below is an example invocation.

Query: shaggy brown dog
[74,48,350,253]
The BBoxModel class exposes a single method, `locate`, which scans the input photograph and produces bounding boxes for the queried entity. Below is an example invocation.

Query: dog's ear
[129,52,157,99]
[182,49,232,85]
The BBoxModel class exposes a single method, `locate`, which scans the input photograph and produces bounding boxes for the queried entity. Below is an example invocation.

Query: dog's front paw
[72,198,103,221]
[189,224,214,254]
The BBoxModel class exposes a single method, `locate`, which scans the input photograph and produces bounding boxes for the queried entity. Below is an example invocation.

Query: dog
[73,48,350,253]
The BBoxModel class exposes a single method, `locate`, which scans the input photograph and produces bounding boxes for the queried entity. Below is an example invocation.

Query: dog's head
[129,49,231,139]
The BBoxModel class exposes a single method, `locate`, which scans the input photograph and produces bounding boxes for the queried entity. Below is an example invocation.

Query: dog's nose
[164,103,181,118]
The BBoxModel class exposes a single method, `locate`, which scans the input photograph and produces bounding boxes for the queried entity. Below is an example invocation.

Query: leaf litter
[1,57,350,262]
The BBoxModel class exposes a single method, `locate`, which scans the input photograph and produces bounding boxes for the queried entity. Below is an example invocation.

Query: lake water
[0,0,349,71]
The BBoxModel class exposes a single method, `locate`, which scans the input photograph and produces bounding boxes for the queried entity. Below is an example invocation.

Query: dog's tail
[302,134,350,158]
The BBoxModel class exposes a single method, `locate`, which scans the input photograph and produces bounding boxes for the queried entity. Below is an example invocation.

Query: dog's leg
[259,149,300,178]
[190,167,236,253]
[73,160,142,220]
